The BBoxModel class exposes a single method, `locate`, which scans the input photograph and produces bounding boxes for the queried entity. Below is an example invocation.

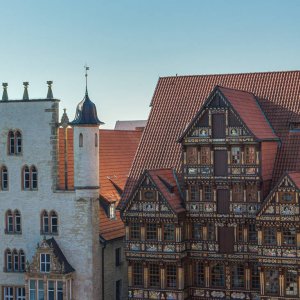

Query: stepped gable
[119,70,300,209]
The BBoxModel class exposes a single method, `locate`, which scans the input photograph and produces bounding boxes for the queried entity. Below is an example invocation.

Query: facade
[0,81,142,300]
[120,71,300,300]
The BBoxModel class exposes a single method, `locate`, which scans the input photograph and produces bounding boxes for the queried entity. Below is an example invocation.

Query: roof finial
[47,81,53,99]
[2,83,8,101]
[84,64,89,96]
[23,82,29,100]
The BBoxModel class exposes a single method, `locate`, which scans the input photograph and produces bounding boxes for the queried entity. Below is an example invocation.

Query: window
[40,253,51,273]
[192,223,202,240]
[231,147,241,164]
[194,262,205,287]
[57,281,63,300]
[186,147,197,164]
[13,249,19,271]
[200,147,210,164]
[6,210,14,233]
[246,185,257,202]
[282,227,296,246]
[265,269,279,295]
[29,280,62,300]
[231,264,245,288]
[38,280,44,300]
[133,263,143,286]
[190,185,199,201]
[115,248,121,266]
[285,270,298,296]
[48,281,54,300]
[95,133,98,147]
[166,265,177,288]
[149,264,160,288]
[19,250,25,272]
[29,281,36,300]
[116,280,122,300]
[281,192,294,202]
[264,227,277,245]
[245,146,256,164]
[232,184,243,202]
[211,264,225,287]
[79,133,83,147]
[163,224,175,241]
[130,223,141,240]
[251,264,260,290]
[1,165,8,190]
[207,223,215,241]
[22,165,38,190]
[237,224,244,242]
[203,185,212,201]
[109,203,116,219]
[4,287,14,300]
[8,130,22,155]
[248,224,258,243]
[146,223,157,240]
[5,249,12,272]
[15,210,21,233]
[41,211,58,235]
[16,288,26,300]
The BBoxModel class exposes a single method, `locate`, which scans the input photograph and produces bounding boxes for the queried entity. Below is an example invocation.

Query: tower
[69,67,104,299]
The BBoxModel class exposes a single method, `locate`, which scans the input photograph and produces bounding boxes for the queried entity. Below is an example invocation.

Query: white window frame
[40,253,51,273]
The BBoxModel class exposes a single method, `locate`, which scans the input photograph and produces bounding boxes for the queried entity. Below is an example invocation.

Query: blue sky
[0,0,299,128]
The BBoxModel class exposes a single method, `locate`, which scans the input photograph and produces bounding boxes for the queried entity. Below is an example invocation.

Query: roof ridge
[159,70,300,79]
[217,85,256,96]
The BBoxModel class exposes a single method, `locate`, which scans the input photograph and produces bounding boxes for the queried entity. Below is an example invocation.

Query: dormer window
[109,203,116,219]
[40,253,51,273]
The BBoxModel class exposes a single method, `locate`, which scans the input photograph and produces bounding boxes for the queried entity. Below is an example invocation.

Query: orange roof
[120,71,300,209]
[99,129,142,241]
[147,169,184,214]
[218,86,277,140]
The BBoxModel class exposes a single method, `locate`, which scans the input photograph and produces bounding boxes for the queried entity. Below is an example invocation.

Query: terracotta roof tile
[120,71,300,209]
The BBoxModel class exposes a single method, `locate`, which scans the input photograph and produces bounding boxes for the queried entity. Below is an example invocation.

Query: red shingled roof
[99,129,142,241]
[288,171,300,189]
[147,169,184,214]
[120,71,300,209]
[218,86,277,140]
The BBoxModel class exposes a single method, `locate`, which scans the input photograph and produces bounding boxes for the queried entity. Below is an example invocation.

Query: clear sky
[0,0,299,128]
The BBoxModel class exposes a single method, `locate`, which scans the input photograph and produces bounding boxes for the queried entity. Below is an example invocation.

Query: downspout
[101,238,106,300]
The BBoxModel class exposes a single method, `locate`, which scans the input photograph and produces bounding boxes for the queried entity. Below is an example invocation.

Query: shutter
[212,114,225,138]
[217,189,230,214]
[214,150,228,176]
[219,227,234,253]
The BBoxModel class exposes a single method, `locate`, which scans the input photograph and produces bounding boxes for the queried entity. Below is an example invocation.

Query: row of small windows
[186,145,257,165]
[4,210,58,235]
[4,249,26,272]
[0,165,38,191]
[78,133,98,148]
[3,287,25,300]
[130,223,175,241]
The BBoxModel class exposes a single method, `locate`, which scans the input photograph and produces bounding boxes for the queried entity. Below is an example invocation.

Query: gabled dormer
[257,172,300,222]
[122,168,185,220]
[178,86,279,186]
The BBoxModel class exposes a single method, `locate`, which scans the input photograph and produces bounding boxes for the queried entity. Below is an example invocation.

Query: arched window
[22,165,38,190]
[41,211,49,234]
[23,166,30,190]
[16,131,22,154]
[79,133,83,147]
[95,133,98,147]
[50,211,58,234]
[8,131,15,154]
[13,249,19,271]
[5,249,12,272]
[31,166,38,190]
[14,210,21,233]
[8,130,22,155]
[1,165,8,190]
[6,210,13,233]
[19,250,25,272]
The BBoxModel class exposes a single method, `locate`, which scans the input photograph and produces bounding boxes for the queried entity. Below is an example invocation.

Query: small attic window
[79,133,83,147]
[109,203,116,219]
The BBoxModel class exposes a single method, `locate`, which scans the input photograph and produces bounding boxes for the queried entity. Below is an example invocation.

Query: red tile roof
[120,71,300,209]
[99,129,142,241]
[218,86,277,140]
[147,169,184,214]
[288,171,300,189]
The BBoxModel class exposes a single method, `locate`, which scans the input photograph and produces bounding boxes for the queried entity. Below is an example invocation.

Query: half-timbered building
[120,71,300,300]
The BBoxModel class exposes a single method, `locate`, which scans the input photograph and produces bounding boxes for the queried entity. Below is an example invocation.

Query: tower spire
[84,64,89,96]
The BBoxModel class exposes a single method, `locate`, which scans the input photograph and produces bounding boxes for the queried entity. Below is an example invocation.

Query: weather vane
[84,64,90,94]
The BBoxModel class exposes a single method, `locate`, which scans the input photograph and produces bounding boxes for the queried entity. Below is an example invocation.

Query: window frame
[146,223,157,241]
[231,146,241,165]
[149,264,160,288]
[40,253,51,273]
[166,265,177,288]
[163,224,175,241]
[244,146,256,164]
[132,262,143,287]
[1,165,8,191]
[263,227,277,246]
[211,264,225,288]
